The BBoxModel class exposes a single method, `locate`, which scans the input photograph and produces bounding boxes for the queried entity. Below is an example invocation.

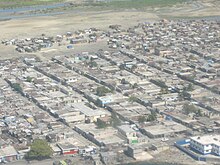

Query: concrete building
[100,152,118,165]
[70,103,110,123]
[57,143,79,155]
[190,135,220,156]
[117,125,138,144]
[141,121,187,138]
[0,145,18,163]
[74,123,125,147]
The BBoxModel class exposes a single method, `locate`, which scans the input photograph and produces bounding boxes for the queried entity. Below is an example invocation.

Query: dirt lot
[0,11,158,59]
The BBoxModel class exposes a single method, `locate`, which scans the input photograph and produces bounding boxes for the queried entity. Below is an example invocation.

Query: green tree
[211,85,219,93]
[128,96,138,103]
[88,61,98,68]
[131,65,137,72]
[138,112,157,123]
[185,83,194,91]
[182,103,202,116]
[119,64,125,70]
[188,55,197,60]
[11,83,22,92]
[160,87,168,94]
[96,86,112,96]
[138,116,147,123]
[96,119,108,129]
[147,113,157,122]
[183,103,194,114]
[179,90,191,100]
[26,76,33,83]
[121,78,127,84]
[26,139,53,160]
[111,112,121,127]
[132,83,138,89]
[156,80,167,88]
[196,109,203,117]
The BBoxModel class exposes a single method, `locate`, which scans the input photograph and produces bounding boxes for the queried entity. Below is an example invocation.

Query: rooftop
[191,135,220,146]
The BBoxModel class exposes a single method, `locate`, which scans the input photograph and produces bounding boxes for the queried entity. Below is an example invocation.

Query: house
[97,96,113,107]
[74,123,125,147]
[190,135,220,156]
[117,125,138,144]
[70,103,110,123]
[154,47,172,56]
[100,151,118,165]
[50,144,62,156]
[70,38,87,44]
[57,143,78,155]
[127,145,143,159]
[141,121,187,138]
[126,144,152,160]
[0,145,18,163]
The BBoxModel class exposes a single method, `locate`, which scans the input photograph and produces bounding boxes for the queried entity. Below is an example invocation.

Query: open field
[90,0,187,9]
[0,10,159,59]
[0,0,188,9]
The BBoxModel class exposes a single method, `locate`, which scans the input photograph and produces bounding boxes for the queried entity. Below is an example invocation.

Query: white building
[190,135,220,156]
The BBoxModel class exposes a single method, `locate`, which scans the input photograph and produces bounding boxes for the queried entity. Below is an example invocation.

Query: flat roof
[191,135,220,146]
[117,125,135,134]
[143,122,187,136]
[57,142,78,150]
[71,102,110,117]
[0,146,17,157]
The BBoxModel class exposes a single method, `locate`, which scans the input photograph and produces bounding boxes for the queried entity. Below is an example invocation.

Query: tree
[182,103,202,116]
[119,64,125,70]
[26,139,53,160]
[131,65,137,72]
[111,112,121,127]
[96,119,108,129]
[121,78,127,84]
[11,83,22,92]
[132,83,138,89]
[211,85,219,93]
[185,83,194,91]
[88,61,98,68]
[138,111,157,123]
[156,80,167,88]
[96,86,112,96]
[179,90,191,100]
[160,87,168,94]
[188,55,197,60]
[196,109,203,117]
[26,76,33,83]
[147,113,157,122]
[138,116,147,123]
[128,96,138,103]
[183,103,194,114]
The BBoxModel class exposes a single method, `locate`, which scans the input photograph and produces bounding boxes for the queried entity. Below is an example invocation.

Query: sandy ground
[0,11,158,39]
[0,11,158,59]
[151,147,212,165]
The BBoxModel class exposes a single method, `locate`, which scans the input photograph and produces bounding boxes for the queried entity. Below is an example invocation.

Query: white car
[161,137,169,142]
